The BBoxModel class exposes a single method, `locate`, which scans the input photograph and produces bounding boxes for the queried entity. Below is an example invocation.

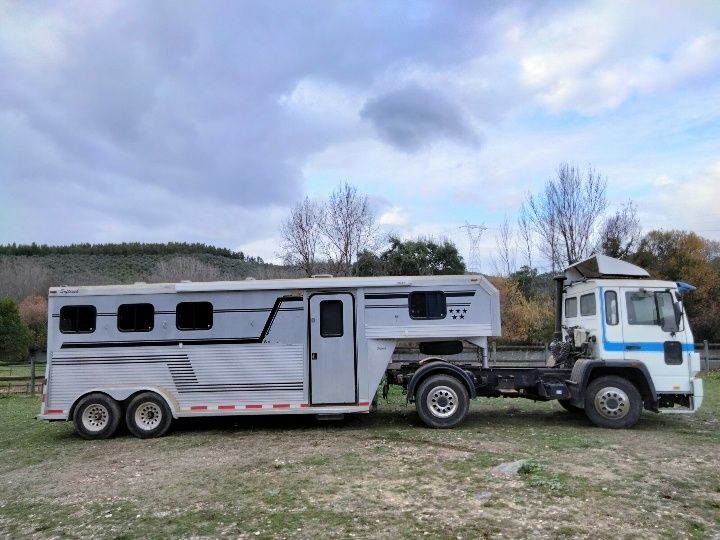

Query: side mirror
[661,312,679,333]
[673,302,683,327]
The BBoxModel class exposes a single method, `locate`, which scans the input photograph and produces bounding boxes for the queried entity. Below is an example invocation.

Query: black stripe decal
[60,295,303,349]
[364,293,409,299]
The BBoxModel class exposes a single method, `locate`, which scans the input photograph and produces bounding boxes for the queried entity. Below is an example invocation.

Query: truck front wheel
[415,374,470,428]
[584,375,642,429]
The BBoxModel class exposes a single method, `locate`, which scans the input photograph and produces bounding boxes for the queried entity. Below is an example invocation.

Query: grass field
[1,374,718,539]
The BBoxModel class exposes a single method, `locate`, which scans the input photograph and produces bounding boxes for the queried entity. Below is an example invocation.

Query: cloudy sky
[1,1,719,270]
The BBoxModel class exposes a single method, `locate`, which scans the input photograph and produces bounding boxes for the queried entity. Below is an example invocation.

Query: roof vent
[311,274,333,278]
[245,277,256,281]
[180,280,192,283]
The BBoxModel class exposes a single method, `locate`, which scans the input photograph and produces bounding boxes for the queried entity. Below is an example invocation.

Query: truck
[38,254,703,439]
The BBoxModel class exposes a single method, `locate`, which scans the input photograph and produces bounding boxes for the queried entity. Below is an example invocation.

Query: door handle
[625,345,641,351]
[311,352,317,360]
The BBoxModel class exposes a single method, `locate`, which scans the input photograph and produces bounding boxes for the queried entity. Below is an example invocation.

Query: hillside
[0,243,296,300]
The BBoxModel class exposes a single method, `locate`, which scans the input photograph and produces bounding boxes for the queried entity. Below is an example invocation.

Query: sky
[1,0,719,271]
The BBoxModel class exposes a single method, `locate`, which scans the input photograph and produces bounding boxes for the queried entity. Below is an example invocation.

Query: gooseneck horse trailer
[39,255,703,439]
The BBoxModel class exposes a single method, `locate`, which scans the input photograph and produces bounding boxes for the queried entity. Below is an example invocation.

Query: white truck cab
[555,255,703,423]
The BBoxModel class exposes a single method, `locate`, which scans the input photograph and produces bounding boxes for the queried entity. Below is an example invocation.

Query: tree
[487,276,554,343]
[280,183,376,277]
[279,197,324,277]
[492,215,516,276]
[19,295,48,353]
[633,230,720,341]
[320,183,376,276]
[354,236,465,276]
[148,256,223,283]
[598,201,642,259]
[0,297,32,361]
[522,163,607,270]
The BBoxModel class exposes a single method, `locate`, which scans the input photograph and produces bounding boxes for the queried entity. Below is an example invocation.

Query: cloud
[360,84,480,152]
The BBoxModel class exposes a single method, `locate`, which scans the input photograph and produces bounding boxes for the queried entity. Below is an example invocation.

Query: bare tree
[0,257,52,300]
[522,163,607,270]
[279,197,324,277]
[597,201,642,259]
[517,207,534,270]
[149,256,223,283]
[319,182,376,276]
[492,215,517,276]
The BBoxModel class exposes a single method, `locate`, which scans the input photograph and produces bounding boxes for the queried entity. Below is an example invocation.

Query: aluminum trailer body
[39,274,500,438]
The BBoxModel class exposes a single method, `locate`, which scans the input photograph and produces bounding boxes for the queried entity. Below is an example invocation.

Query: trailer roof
[48,274,495,297]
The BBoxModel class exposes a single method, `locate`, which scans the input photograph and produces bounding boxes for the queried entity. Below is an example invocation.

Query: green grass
[1,373,719,539]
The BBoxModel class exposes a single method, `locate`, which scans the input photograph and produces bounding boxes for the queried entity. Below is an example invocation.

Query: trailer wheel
[415,374,470,428]
[584,375,642,429]
[125,392,173,439]
[558,399,583,414]
[73,393,122,440]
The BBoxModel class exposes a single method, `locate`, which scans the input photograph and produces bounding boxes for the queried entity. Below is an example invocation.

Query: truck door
[599,287,624,361]
[619,287,690,392]
[309,293,357,405]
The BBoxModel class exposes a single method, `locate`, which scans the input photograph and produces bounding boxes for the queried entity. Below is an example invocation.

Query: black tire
[584,375,642,429]
[558,399,583,414]
[415,374,470,428]
[73,393,122,440]
[125,392,173,439]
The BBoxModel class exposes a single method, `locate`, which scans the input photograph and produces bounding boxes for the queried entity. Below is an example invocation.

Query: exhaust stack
[553,275,566,341]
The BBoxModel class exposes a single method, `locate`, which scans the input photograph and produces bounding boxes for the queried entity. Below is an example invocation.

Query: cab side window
[580,293,596,316]
[604,291,618,325]
[564,297,577,318]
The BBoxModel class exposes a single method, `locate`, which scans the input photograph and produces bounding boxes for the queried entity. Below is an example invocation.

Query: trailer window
[580,293,596,316]
[409,291,446,320]
[565,297,577,318]
[59,305,96,333]
[604,291,618,325]
[117,303,154,332]
[176,302,213,330]
[320,300,343,337]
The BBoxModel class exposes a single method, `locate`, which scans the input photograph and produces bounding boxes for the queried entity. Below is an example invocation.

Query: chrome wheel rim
[594,386,630,420]
[135,402,162,431]
[426,385,458,418]
[82,404,109,432]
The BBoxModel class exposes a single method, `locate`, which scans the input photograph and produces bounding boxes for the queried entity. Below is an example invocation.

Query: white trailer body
[39,275,500,437]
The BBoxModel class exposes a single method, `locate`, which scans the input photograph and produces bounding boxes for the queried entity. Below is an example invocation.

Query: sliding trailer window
[409,291,446,320]
[59,305,96,333]
[176,302,213,330]
[117,303,154,332]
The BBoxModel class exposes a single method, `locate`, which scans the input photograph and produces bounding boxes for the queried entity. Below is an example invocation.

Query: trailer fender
[406,360,477,403]
[68,387,180,420]
[568,359,658,411]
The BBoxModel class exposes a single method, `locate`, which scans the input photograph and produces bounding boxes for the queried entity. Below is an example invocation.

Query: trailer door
[309,293,357,405]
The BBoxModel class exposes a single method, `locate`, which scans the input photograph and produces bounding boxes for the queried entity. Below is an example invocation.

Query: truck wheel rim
[594,386,629,420]
[426,386,458,418]
[135,402,162,431]
[82,404,109,432]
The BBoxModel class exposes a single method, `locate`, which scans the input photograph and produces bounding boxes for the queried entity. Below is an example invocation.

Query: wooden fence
[2,342,719,396]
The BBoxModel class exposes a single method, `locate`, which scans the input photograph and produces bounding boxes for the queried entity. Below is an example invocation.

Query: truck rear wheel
[125,392,173,439]
[415,374,470,428]
[73,393,122,440]
[584,375,642,429]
